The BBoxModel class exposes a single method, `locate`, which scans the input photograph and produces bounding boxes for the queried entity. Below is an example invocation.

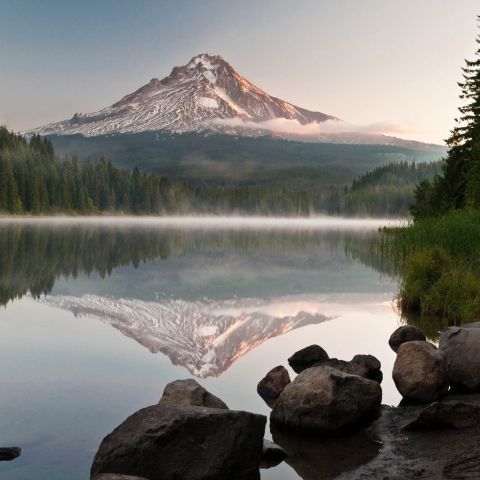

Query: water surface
[0,217,401,480]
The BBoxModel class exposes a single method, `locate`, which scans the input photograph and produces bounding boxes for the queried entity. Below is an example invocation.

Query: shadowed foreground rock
[257,366,291,408]
[389,325,426,352]
[91,404,266,480]
[393,341,448,403]
[271,365,382,433]
[93,475,150,480]
[440,326,480,392]
[159,378,228,409]
[288,344,329,373]
[0,447,21,462]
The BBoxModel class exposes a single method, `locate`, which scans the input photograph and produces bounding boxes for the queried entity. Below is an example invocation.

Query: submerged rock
[404,400,480,430]
[389,325,426,353]
[288,344,329,373]
[257,366,291,408]
[440,326,480,392]
[0,447,21,462]
[91,404,266,480]
[159,378,228,409]
[393,341,448,403]
[271,365,382,433]
[260,439,287,469]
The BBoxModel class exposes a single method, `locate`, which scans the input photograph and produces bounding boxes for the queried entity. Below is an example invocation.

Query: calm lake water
[0,217,402,480]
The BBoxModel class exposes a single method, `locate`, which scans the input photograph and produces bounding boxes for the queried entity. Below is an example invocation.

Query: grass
[376,209,480,328]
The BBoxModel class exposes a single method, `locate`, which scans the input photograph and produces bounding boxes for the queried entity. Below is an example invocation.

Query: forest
[0,126,440,216]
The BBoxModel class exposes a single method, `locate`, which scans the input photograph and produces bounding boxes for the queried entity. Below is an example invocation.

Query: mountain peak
[27,53,337,137]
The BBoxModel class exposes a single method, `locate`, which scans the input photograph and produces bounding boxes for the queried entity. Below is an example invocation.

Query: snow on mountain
[41,294,331,378]
[28,53,338,137]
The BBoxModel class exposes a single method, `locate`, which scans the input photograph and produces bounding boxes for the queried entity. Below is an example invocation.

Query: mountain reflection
[43,294,331,377]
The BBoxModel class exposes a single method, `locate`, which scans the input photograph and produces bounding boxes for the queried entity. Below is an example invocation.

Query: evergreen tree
[412,16,480,217]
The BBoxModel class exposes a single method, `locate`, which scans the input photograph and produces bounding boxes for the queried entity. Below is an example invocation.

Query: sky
[0,0,478,144]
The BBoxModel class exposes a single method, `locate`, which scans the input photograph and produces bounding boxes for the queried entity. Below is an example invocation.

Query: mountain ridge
[28,53,339,137]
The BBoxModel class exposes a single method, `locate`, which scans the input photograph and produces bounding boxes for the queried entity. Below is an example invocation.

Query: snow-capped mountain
[28,53,338,137]
[41,294,331,378]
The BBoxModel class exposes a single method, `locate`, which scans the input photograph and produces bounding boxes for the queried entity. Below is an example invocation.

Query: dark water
[0,217,401,480]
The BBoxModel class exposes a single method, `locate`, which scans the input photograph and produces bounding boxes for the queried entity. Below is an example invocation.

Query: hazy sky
[1,0,478,143]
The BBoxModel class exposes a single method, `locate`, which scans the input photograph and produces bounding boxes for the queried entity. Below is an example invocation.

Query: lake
[0,216,402,480]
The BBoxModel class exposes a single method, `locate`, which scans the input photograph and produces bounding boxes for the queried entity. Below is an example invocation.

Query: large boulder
[91,404,266,480]
[0,447,21,461]
[404,400,480,430]
[389,326,426,353]
[257,366,291,407]
[288,345,329,373]
[159,379,228,409]
[440,327,480,392]
[393,341,448,403]
[270,365,382,433]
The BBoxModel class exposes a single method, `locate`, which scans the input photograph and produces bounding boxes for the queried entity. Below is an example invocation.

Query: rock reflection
[271,424,381,480]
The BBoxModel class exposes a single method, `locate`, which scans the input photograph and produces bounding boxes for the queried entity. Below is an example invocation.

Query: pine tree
[412,16,480,217]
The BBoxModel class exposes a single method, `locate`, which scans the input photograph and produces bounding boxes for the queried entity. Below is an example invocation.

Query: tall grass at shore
[375,209,480,326]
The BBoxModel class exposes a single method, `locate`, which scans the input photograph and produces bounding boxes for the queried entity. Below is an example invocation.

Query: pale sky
[1,0,478,143]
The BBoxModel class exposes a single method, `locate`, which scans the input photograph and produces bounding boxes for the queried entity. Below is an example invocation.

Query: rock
[159,378,228,409]
[257,366,291,407]
[260,439,287,469]
[319,355,383,383]
[288,344,329,373]
[91,404,266,480]
[94,475,150,480]
[389,325,426,352]
[404,401,480,430]
[440,327,480,392]
[393,341,448,403]
[0,447,21,461]
[270,365,382,433]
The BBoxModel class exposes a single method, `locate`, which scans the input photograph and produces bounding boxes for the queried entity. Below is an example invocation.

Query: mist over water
[0,215,403,230]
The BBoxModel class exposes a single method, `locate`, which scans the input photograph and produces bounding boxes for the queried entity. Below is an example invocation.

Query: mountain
[29,53,338,137]
[42,294,331,378]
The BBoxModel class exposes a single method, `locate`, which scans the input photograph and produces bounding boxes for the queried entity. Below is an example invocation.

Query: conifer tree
[412,16,480,217]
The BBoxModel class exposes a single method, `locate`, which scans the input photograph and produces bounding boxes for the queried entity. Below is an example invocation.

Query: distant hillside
[325,160,443,216]
[49,132,446,191]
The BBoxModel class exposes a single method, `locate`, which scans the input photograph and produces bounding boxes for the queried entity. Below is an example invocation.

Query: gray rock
[393,341,448,403]
[316,355,383,383]
[440,327,480,392]
[270,365,382,433]
[389,325,426,352]
[91,404,266,480]
[260,439,287,469]
[404,400,480,430]
[159,378,228,409]
[288,344,329,373]
[0,447,21,462]
[257,366,291,408]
